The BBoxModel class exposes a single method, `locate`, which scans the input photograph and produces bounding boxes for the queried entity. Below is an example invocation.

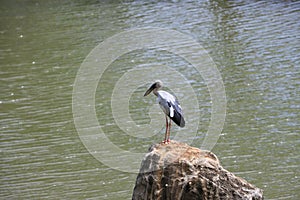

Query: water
[1,1,299,199]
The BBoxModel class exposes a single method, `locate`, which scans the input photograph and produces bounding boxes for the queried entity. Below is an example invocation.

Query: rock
[132,140,263,200]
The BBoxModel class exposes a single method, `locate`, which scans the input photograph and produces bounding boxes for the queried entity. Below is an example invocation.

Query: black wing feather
[167,101,185,127]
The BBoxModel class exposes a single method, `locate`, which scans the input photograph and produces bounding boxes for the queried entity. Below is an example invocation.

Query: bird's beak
[144,83,156,96]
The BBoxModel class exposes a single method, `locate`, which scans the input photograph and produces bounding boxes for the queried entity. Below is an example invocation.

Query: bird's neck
[153,89,159,96]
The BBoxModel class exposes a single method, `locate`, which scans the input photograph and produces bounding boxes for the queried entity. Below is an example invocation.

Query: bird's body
[156,90,185,127]
[144,80,185,144]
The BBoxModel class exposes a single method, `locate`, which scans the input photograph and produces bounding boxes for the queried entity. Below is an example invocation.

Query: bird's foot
[161,139,171,144]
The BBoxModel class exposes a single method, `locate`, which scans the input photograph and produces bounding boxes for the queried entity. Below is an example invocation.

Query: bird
[144,80,185,144]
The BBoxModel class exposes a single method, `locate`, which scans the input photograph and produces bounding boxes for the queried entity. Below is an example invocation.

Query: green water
[1,1,299,199]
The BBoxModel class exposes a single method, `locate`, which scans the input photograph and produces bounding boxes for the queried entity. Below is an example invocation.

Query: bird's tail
[170,110,185,127]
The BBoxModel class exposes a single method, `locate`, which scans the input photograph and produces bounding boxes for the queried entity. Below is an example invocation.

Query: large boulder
[132,140,263,200]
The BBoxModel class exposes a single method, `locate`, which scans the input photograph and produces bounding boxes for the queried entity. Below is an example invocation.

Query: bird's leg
[167,119,171,143]
[163,116,168,144]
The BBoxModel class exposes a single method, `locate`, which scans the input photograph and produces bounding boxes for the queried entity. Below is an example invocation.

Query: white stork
[144,80,185,144]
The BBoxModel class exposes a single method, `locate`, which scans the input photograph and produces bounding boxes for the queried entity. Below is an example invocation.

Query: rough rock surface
[132,141,263,200]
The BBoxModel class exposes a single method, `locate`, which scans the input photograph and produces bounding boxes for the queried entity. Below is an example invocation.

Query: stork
[144,80,185,144]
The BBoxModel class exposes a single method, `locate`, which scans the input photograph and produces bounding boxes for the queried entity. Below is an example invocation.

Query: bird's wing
[167,100,185,127]
[158,91,185,127]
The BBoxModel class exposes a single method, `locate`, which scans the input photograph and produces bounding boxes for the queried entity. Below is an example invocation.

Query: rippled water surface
[1,1,299,199]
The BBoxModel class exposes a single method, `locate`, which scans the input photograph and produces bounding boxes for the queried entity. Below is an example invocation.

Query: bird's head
[144,80,163,96]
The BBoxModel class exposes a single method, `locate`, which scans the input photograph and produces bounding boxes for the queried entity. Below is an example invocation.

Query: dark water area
[1,1,299,199]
